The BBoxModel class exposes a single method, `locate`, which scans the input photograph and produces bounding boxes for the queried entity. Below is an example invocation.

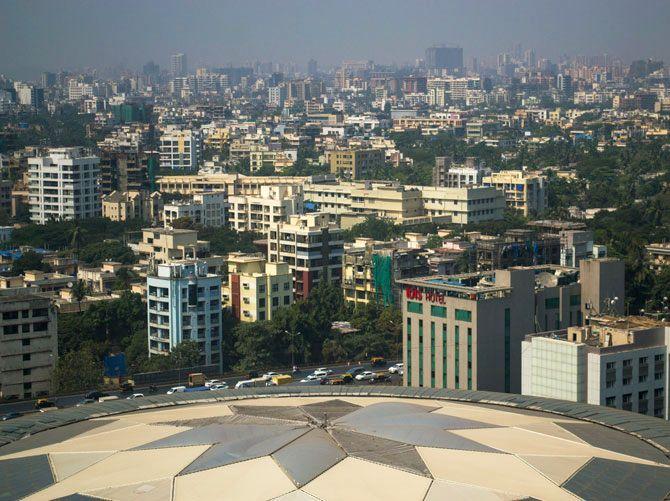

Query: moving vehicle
[1,412,22,421]
[371,372,391,383]
[184,386,210,393]
[389,363,404,374]
[76,398,96,407]
[34,398,55,409]
[262,371,279,381]
[313,368,333,378]
[371,357,386,367]
[85,391,109,400]
[187,373,206,387]
[235,377,267,389]
[210,383,229,390]
[205,379,221,388]
[345,366,365,377]
[355,371,375,381]
[126,393,144,400]
[167,386,186,394]
[98,395,119,402]
[269,374,292,386]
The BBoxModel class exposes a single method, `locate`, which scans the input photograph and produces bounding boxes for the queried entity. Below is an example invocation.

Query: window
[32,308,48,317]
[622,393,632,404]
[21,338,30,347]
[23,368,31,376]
[283,295,290,305]
[605,396,616,407]
[569,294,581,306]
[655,354,664,362]
[623,359,632,368]
[22,353,30,361]
[606,380,615,388]
[258,298,265,308]
[623,377,632,386]
[21,310,29,318]
[407,301,423,314]
[430,305,446,318]
[284,282,290,291]
[545,297,560,309]
[2,311,18,320]
[272,284,279,293]
[606,361,616,370]
[639,374,648,383]
[272,297,279,307]
[639,356,648,365]
[455,309,472,322]
[4,325,18,335]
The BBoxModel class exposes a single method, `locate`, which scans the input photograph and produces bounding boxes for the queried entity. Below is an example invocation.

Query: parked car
[210,383,229,390]
[1,412,22,421]
[389,363,404,374]
[355,371,375,381]
[126,393,144,400]
[205,379,222,388]
[76,398,96,407]
[167,386,186,394]
[313,369,333,378]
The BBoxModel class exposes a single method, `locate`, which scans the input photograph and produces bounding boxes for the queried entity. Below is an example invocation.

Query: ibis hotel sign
[405,286,446,304]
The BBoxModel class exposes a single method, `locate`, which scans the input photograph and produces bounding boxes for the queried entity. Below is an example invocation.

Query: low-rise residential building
[398,258,625,393]
[136,228,209,265]
[0,290,57,400]
[349,185,424,223]
[77,262,126,293]
[102,190,163,223]
[222,253,293,322]
[147,260,222,369]
[433,157,490,188]
[267,213,344,300]
[163,192,227,228]
[326,148,385,179]
[228,185,303,233]
[482,170,548,217]
[522,316,668,419]
[646,243,670,272]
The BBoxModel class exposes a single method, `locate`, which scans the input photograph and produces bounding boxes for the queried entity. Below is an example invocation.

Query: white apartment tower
[147,260,222,369]
[159,127,203,171]
[28,148,101,224]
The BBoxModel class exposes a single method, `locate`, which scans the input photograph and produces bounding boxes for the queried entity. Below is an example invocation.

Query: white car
[355,371,375,381]
[205,379,221,388]
[126,393,144,400]
[313,369,333,378]
[389,363,404,374]
[167,386,186,394]
[235,380,254,389]
[210,383,229,390]
[261,372,279,380]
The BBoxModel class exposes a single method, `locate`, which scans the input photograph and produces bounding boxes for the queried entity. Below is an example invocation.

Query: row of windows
[3,322,49,335]
[406,301,472,322]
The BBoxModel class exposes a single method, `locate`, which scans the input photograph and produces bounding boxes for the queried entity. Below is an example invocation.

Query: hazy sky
[3,0,669,79]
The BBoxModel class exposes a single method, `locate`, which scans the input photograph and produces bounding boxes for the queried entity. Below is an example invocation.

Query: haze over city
[2,0,670,78]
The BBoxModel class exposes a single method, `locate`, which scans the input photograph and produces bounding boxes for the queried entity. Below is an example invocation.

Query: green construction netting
[372,254,393,306]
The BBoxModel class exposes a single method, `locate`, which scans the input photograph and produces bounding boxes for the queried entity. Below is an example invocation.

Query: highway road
[0,360,400,418]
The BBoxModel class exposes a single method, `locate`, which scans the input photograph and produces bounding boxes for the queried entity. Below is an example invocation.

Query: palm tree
[71,279,90,313]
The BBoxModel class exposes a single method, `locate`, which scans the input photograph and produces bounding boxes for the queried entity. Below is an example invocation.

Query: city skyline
[3,0,670,79]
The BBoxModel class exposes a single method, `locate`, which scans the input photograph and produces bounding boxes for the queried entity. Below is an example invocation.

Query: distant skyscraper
[557,74,573,98]
[524,49,536,70]
[143,60,160,77]
[307,59,318,77]
[171,53,187,77]
[425,45,463,72]
[40,72,56,88]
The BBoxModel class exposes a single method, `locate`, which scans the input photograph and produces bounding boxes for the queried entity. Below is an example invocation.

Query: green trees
[52,349,103,393]
[78,240,136,266]
[11,250,52,275]
[198,227,261,255]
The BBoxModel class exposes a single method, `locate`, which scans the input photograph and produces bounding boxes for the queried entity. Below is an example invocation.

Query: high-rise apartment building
[171,53,187,77]
[399,258,625,393]
[0,290,57,400]
[222,253,293,322]
[267,213,344,300]
[482,170,548,217]
[425,45,463,72]
[228,185,303,233]
[159,127,203,171]
[326,148,385,180]
[99,151,157,194]
[28,147,101,224]
[147,260,222,368]
[163,192,227,228]
[522,316,668,419]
